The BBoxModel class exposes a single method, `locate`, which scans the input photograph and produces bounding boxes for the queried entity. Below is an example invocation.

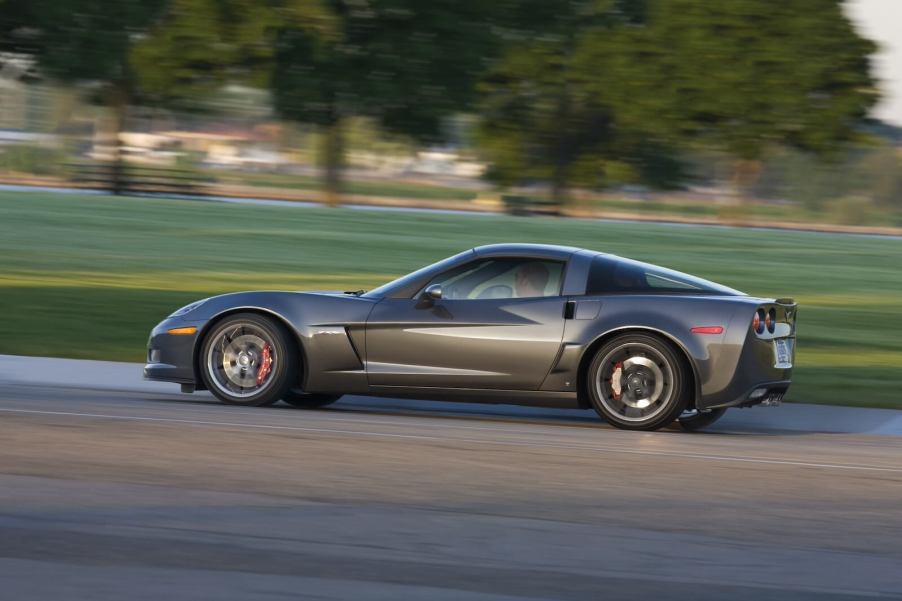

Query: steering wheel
[476,284,513,299]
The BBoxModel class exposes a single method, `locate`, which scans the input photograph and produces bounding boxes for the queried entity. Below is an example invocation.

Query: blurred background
[0,0,900,407]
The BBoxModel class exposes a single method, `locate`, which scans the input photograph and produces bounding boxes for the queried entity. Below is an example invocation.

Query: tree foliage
[268,0,505,203]
[23,0,167,86]
[272,0,496,135]
[583,0,878,185]
[2,0,882,208]
[476,0,686,202]
[129,0,336,106]
[478,0,878,204]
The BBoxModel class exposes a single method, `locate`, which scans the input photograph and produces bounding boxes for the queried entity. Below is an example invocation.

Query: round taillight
[766,308,776,333]
[752,310,763,334]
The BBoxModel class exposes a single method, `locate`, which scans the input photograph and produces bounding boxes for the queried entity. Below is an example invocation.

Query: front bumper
[143,318,205,386]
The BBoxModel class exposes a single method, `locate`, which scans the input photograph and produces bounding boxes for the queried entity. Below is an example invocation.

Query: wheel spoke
[207,324,277,399]
[595,342,675,423]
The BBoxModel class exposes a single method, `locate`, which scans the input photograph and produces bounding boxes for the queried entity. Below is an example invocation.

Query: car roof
[473,243,582,260]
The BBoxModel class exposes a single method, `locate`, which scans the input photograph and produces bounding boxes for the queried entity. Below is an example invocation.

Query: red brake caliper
[256,343,273,386]
[610,362,623,401]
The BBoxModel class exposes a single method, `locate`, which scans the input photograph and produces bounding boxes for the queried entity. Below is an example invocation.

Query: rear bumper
[698,332,794,410]
[704,380,791,409]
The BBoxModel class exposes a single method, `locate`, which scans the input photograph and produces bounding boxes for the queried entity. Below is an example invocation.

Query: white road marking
[2,406,901,475]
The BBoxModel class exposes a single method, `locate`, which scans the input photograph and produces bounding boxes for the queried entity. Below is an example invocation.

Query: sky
[846,0,902,126]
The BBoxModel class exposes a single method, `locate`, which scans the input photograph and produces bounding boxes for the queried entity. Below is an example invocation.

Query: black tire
[282,390,342,409]
[586,333,691,431]
[200,313,297,407]
[677,408,727,432]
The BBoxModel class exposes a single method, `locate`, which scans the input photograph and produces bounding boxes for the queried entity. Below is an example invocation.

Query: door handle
[564,300,576,319]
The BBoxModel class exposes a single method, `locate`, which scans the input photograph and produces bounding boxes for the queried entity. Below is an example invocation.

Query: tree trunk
[321,119,344,207]
[107,82,129,196]
[731,159,763,205]
[550,84,572,208]
[551,160,569,207]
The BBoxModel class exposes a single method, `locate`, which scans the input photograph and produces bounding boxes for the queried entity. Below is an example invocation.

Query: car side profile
[145,243,796,431]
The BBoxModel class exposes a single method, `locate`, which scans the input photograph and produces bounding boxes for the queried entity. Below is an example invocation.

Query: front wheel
[586,333,691,431]
[282,390,341,409]
[200,313,297,406]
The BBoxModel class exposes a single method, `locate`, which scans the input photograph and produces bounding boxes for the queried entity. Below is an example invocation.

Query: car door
[365,257,568,390]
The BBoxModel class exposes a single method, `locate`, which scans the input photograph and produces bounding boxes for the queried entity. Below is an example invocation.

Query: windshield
[362,250,474,299]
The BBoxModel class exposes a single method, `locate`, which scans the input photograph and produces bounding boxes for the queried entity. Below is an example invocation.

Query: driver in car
[514,262,550,298]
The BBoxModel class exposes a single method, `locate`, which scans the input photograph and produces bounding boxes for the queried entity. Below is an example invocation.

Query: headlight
[169,299,208,318]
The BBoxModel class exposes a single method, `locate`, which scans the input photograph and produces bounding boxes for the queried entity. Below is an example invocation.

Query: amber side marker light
[690,326,724,335]
[167,326,198,335]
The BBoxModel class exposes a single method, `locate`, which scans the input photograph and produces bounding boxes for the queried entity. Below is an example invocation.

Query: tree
[270,0,502,205]
[583,0,879,201]
[128,0,336,108]
[87,0,497,204]
[476,17,613,204]
[858,144,902,210]
[15,0,169,193]
[475,0,686,205]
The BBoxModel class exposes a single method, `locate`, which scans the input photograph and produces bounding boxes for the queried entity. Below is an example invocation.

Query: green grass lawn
[1,190,900,408]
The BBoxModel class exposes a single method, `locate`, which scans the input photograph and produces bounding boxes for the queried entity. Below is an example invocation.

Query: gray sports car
[145,243,796,431]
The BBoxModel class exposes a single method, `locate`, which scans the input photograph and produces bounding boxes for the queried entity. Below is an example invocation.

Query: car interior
[425,258,564,300]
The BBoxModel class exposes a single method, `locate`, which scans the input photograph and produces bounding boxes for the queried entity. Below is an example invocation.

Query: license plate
[774,338,793,369]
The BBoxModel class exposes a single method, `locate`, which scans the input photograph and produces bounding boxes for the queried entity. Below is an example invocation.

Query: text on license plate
[774,338,793,369]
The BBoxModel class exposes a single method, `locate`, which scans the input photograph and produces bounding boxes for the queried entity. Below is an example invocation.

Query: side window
[586,255,729,294]
[644,271,702,290]
[423,258,564,300]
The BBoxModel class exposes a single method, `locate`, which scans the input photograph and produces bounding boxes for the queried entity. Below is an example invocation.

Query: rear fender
[543,295,751,407]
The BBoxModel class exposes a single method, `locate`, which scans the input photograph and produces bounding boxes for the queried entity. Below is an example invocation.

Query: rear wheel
[200,313,297,406]
[586,333,690,431]
[282,390,341,409]
[677,408,727,432]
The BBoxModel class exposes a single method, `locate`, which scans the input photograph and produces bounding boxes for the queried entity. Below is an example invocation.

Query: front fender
[180,291,376,394]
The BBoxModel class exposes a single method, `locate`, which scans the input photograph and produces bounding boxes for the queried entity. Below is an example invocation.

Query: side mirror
[423,284,443,301]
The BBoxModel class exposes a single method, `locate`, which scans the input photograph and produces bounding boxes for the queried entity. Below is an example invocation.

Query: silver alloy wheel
[595,342,675,423]
[206,325,277,398]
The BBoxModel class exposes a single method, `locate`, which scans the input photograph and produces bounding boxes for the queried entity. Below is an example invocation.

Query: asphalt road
[1,384,901,600]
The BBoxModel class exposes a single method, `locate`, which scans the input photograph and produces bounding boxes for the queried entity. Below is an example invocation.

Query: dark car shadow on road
[141,392,839,437]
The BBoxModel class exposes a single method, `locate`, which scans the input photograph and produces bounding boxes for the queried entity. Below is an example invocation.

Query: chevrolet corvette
[145,243,796,431]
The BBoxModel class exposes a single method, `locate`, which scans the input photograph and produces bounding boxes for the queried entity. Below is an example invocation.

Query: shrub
[829,196,877,226]
[0,144,68,176]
